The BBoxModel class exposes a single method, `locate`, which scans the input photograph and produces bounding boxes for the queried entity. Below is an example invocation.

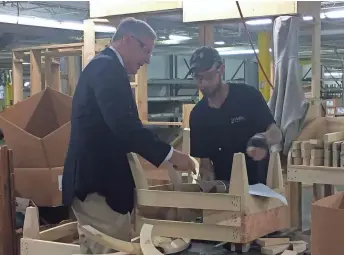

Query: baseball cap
[187,46,222,77]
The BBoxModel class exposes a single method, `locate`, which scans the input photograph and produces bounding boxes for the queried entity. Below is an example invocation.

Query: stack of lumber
[290,131,344,168]
[257,237,307,255]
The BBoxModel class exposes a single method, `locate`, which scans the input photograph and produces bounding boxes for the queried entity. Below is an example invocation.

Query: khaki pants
[72,193,131,254]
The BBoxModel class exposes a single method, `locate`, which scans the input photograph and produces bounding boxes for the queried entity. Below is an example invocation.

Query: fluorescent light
[94,25,116,33]
[0,14,18,24]
[0,14,115,33]
[214,41,225,45]
[218,49,259,56]
[324,72,343,77]
[321,10,344,19]
[168,34,191,41]
[159,36,167,39]
[303,16,313,21]
[22,62,30,65]
[245,18,272,25]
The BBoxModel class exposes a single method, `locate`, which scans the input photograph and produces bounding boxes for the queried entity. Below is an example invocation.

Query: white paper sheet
[249,183,288,205]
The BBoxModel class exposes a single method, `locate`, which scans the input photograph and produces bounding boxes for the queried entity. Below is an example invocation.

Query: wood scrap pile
[257,238,307,255]
[290,131,344,167]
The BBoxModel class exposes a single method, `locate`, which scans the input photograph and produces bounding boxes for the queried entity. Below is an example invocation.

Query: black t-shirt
[189,83,275,185]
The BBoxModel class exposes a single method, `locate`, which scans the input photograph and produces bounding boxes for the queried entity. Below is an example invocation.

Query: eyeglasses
[131,36,152,56]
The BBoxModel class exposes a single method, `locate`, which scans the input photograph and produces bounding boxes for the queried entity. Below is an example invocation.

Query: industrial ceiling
[0,1,343,67]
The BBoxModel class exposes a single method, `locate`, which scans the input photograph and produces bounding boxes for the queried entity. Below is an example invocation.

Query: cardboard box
[311,192,344,255]
[0,88,72,206]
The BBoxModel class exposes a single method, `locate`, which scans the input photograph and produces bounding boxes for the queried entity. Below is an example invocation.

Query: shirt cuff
[164,146,174,161]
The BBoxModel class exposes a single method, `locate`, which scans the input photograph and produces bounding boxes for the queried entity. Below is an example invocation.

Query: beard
[200,78,222,98]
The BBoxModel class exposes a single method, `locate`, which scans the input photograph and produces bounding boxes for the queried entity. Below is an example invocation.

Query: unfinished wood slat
[281,251,297,255]
[302,157,310,166]
[291,141,302,150]
[309,139,323,148]
[30,50,42,96]
[287,165,343,185]
[310,157,323,166]
[301,149,311,158]
[0,147,16,255]
[136,65,148,121]
[83,19,96,69]
[324,144,332,167]
[21,238,80,255]
[256,238,290,247]
[261,243,290,255]
[291,149,301,158]
[12,52,24,103]
[300,141,311,150]
[324,132,344,144]
[292,157,302,165]
[39,222,77,241]
[311,149,323,158]
[332,141,342,167]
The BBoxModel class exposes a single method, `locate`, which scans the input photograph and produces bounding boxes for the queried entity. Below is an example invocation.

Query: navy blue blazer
[62,48,170,214]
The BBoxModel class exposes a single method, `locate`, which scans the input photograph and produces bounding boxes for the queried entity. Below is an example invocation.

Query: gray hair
[112,17,157,42]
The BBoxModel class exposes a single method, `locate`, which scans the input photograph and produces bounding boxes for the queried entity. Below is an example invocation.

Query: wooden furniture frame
[12,43,84,104]
[287,117,344,230]
[0,146,17,255]
[21,206,192,255]
[130,151,289,244]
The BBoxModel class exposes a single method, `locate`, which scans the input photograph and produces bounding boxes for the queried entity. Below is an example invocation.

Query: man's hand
[246,133,269,161]
[168,149,196,174]
[200,168,215,181]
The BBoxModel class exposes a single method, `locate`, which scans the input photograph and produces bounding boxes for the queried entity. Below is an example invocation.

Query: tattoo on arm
[263,124,282,145]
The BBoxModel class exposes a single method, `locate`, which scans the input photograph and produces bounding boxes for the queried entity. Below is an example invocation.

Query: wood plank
[12,52,24,103]
[309,139,323,148]
[83,19,96,69]
[324,132,344,144]
[30,50,42,96]
[256,238,290,247]
[311,149,323,158]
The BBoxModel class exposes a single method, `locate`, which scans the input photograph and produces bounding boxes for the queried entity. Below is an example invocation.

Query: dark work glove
[247,133,269,151]
[246,134,269,161]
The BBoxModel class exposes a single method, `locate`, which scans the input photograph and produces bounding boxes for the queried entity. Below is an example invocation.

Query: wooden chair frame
[130,151,288,244]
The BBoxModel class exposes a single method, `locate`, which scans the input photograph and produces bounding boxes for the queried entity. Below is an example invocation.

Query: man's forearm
[199,158,214,180]
[262,124,282,145]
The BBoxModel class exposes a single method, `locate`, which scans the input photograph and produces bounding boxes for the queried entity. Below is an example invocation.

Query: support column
[83,19,96,69]
[50,60,61,92]
[30,50,42,96]
[12,52,24,103]
[311,10,321,102]
[137,65,148,121]
[258,32,271,101]
[67,56,79,96]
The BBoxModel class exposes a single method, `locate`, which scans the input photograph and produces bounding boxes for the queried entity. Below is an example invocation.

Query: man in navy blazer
[62,17,195,254]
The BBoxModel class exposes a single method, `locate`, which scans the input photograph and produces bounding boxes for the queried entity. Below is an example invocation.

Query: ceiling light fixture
[303,16,313,21]
[0,14,116,33]
[214,41,225,45]
[217,49,259,56]
[321,10,344,19]
[245,18,272,26]
[168,34,191,41]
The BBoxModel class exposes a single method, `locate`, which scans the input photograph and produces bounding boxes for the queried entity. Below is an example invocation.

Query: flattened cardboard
[311,192,344,255]
[14,167,64,206]
[0,88,72,168]
[0,88,71,206]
